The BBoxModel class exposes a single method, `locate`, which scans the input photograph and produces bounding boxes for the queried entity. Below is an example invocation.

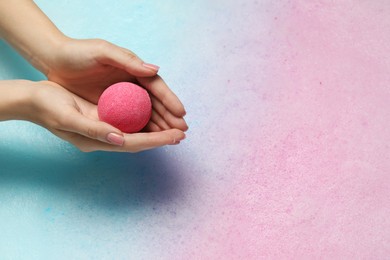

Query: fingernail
[143,63,160,72]
[107,133,125,146]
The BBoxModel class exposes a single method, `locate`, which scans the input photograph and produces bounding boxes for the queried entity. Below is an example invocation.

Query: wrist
[29,33,70,75]
[0,80,36,122]
[0,0,70,75]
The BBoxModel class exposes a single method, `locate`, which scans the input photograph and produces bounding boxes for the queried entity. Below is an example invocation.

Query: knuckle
[86,127,99,139]
[124,51,138,62]
[96,39,110,49]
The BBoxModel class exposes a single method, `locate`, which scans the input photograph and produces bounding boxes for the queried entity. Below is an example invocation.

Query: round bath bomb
[98,82,152,133]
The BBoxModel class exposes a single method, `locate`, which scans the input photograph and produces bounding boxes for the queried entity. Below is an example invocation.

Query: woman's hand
[45,38,188,132]
[0,80,186,152]
[46,38,158,103]
[0,1,188,133]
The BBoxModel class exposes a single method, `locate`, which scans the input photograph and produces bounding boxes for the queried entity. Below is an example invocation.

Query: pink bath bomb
[98,82,152,133]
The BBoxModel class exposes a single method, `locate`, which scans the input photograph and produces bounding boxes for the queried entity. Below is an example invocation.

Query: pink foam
[98,82,152,133]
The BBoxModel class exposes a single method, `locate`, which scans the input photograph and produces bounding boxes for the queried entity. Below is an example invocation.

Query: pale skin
[0,0,188,152]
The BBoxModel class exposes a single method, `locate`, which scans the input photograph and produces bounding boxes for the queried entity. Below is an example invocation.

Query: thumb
[62,112,125,146]
[97,41,160,77]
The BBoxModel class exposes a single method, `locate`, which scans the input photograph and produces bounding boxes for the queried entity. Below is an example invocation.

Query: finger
[96,41,159,77]
[57,128,186,153]
[143,121,162,132]
[122,129,186,152]
[58,111,125,146]
[137,76,186,117]
[151,110,170,130]
[151,96,188,131]
[160,111,188,131]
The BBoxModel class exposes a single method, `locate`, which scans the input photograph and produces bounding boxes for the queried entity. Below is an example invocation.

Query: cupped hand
[44,38,188,132]
[28,81,186,152]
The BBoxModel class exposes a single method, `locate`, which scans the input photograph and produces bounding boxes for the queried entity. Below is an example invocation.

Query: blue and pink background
[1,0,389,258]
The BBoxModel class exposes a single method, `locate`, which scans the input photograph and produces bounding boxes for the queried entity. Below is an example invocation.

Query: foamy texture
[98,82,152,133]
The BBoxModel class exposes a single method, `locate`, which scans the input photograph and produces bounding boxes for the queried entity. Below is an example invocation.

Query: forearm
[0,80,34,121]
[0,0,66,74]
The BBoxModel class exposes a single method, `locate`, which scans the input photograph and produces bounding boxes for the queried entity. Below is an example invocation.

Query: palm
[32,81,98,124]
[46,39,188,133]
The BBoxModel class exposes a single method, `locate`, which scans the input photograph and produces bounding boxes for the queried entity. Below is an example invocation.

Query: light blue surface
[0,121,190,259]
[0,1,200,258]
[0,0,269,258]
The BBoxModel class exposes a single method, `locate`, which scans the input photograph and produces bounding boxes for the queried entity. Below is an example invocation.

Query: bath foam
[98,82,152,133]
